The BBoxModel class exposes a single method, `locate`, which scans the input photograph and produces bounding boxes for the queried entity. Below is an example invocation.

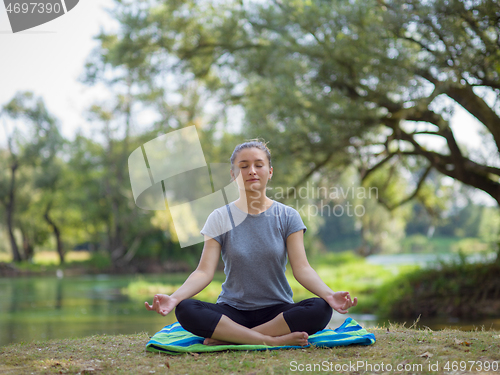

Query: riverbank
[375,259,500,319]
[0,251,193,278]
[1,323,498,375]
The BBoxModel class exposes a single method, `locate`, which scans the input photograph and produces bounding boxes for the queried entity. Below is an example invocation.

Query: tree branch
[282,150,337,201]
[411,131,443,136]
[445,84,500,153]
[360,153,396,182]
[388,123,500,205]
[379,164,432,211]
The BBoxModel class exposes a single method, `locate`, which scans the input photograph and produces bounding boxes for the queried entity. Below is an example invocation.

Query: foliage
[87,0,500,260]
[123,276,224,303]
[451,238,491,256]
[2,0,500,266]
[375,259,500,319]
[0,92,66,263]
[86,251,113,271]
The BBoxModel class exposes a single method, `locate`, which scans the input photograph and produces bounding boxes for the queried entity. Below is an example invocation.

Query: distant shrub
[87,252,112,270]
[401,234,433,253]
[451,238,490,256]
[312,251,362,267]
[374,260,500,319]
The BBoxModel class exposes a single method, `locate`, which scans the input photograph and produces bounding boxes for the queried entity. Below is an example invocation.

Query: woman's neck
[235,191,273,215]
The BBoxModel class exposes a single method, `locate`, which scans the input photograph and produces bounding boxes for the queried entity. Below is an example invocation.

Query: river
[0,274,178,348]
[0,273,498,347]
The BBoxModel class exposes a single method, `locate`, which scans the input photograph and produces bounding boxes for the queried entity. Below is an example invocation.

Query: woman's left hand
[324,291,358,314]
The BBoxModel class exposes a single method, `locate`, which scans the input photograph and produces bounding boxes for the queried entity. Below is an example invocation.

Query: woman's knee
[174,299,222,338]
[309,298,333,328]
[284,298,333,334]
[174,299,199,325]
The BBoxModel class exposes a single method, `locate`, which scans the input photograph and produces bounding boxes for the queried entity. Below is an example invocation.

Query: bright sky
[0,0,116,142]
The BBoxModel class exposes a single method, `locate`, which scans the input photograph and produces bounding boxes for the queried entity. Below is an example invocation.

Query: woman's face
[231,147,273,193]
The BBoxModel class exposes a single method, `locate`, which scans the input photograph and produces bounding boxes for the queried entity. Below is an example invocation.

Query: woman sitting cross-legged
[145,140,357,346]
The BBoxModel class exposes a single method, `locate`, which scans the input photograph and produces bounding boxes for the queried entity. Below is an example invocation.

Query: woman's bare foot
[203,338,236,346]
[203,331,308,347]
[271,331,309,347]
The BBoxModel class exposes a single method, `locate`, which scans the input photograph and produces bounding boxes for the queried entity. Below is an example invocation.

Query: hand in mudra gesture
[144,294,178,316]
[324,291,358,314]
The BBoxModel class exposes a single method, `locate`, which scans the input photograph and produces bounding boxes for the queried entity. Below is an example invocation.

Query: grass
[0,322,498,374]
[1,251,112,274]
[0,251,92,265]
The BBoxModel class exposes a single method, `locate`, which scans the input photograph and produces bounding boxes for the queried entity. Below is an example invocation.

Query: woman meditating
[145,140,357,346]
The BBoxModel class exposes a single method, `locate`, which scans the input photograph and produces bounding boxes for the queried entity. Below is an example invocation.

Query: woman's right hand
[144,294,178,316]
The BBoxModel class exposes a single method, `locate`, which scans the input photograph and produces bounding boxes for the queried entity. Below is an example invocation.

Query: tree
[0,92,64,262]
[84,0,500,259]
[363,0,500,204]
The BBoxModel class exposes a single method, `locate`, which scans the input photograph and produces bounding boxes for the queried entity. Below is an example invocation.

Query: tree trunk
[6,163,23,262]
[21,227,34,262]
[44,204,65,264]
[497,228,500,265]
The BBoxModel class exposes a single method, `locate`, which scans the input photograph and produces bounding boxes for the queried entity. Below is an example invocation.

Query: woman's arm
[287,230,357,314]
[145,235,221,316]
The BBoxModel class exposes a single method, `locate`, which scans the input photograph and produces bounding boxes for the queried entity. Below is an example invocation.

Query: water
[0,274,498,347]
[0,274,178,347]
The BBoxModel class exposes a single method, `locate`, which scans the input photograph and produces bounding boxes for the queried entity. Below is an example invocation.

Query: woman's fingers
[145,300,158,311]
[145,295,162,313]
[343,295,357,310]
[154,295,162,308]
[145,294,174,316]
[343,295,353,308]
[335,292,357,312]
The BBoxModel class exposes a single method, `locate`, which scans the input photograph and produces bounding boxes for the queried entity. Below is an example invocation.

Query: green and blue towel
[146,317,376,354]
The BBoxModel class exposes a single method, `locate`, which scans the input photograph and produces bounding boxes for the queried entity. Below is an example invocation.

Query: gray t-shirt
[200,200,307,310]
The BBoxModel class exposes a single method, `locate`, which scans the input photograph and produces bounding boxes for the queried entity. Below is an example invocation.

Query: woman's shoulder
[207,203,231,220]
[202,203,234,236]
[270,200,301,217]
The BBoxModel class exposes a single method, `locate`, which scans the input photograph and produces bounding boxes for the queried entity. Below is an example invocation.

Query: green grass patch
[6,251,112,274]
[1,323,498,374]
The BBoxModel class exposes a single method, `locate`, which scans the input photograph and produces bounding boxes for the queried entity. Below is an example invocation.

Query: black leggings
[175,297,333,338]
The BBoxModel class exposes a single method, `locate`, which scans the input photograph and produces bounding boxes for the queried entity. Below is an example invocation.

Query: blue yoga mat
[146,317,376,354]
